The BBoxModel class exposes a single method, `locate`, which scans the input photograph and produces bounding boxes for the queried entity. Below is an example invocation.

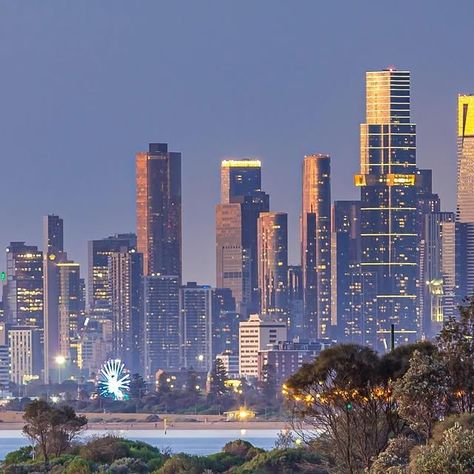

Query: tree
[208,359,228,401]
[392,350,448,440]
[129,373,147,400]
[437,296,474,414]
[23,400,87,466]
[285,344,399,473]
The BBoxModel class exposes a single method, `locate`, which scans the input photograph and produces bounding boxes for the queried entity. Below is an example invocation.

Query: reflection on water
[0,429,280,459]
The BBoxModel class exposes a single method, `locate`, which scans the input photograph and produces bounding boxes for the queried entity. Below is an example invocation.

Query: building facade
[356,69,419,350]
[257,212,288,319]
[136,143,182,279]
[301,154,332,339]
[179,283,213,371]
[238,314,287,378]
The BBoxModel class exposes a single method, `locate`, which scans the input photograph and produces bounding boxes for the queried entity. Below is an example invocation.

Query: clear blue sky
[0,1,471,284]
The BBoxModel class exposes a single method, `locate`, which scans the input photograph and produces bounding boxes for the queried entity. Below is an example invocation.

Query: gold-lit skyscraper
[136,143,181,278]
[258,212,288,318]
[301,154,331,339]
[356,69,418,350]
[216,159,269,315]
[456,95,474,298]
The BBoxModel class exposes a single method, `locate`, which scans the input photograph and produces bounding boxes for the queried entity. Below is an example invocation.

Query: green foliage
[64,456,92,474]
[201,451,244,471]
[126,439,165,463]
[392,350,448,439]
[79,435,130,464]
[231,448,327,474]
[222,439,263,460]
[109,457,148,473]
[409,423,474,473]
[155,453,205,474]
[4,446,33,466]
[431,413,474,443]
[368,436,416,474]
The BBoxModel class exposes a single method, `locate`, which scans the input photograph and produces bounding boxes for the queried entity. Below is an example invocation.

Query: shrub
[4,446,33,465]
[64,456,92,474]
[369,436,416,473]
[222,439,263,460]
[109,457,148,473]
[79,435,130,463]
[156,454,205,474]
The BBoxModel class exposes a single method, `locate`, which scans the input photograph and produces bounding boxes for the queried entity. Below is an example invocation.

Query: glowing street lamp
[55,355,66,384]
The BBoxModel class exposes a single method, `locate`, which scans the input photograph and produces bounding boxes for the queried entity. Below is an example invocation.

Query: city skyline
[0,2,472,285]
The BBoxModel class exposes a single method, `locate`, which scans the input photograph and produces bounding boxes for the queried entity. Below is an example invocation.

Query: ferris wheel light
[97,359,131,401]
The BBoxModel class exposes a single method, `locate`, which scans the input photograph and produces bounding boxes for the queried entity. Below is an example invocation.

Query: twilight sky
[0,1,472,285]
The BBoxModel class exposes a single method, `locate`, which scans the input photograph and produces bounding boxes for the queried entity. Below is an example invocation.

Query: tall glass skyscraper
[456,95,474,300]
[356,69,419,350]
[136,143,182,279]
[301,154,331,339]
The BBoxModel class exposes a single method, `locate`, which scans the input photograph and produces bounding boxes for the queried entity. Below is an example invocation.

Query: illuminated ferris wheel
[98,359,131,400]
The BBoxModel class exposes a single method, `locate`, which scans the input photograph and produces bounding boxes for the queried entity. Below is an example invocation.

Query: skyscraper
[216,159,269,315]
[143,274,180,380]
[356,69,419,350]
[456,95,474,300]
[43,215,64,382]
[220,159,262,204]
[109,248,143,373]
[4,242,43,328]
[257,212,288,319]
[87,234,136,318]
[423,212,456,338]
[301,154,331,339]
[136,143,182,279]
[179,282,213,371]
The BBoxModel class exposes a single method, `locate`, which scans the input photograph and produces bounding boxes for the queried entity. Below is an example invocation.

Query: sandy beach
[0,411,289,431]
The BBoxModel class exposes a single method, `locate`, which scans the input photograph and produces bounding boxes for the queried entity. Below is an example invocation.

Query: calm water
[0,429,280,459]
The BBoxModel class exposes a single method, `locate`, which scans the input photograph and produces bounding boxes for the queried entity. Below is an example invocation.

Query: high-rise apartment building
[239,314,287,378]
[109,249,143,373]
[143,275,180,379]
[287,265,304,339]
[216,159,269,315]
[179,283,213,371]
[8,326,42,385]
[87,234,136,318]
[257,212,288,318]
[456,95,474,300]
[356,69,419,350]
[4,242,43,328]
[136,143,182,279]
[211,288,240,357]
[301,154,331,339]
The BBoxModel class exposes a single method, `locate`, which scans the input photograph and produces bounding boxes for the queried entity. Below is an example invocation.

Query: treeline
[285,296,474,473]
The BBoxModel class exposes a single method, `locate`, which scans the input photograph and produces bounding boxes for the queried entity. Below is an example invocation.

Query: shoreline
[0,412,289,431]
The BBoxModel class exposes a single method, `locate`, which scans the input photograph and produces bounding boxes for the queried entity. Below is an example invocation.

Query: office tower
[43,215,64,382]
[355,69,419,350]
[301,154,331,339]
[179,283,213,371]
[331,201,366,343]
[109,249,143,373]
[216,159,269,315]
[258,212,288,318]
[4,242,43,327]
[238,314,287,378]
[0,322,8,395]
[211,288,240,357]
[423,212,456,338]
[287,265,304,338]
[220,159,262,204]
[136,143,182,279]
[143,275,180,380]
[456,95,474,299]
[215,352,239,379]
[87,234,136,318]
[8,326,42,385]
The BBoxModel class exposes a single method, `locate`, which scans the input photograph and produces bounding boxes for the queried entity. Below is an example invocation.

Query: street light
[55,355,66,384]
